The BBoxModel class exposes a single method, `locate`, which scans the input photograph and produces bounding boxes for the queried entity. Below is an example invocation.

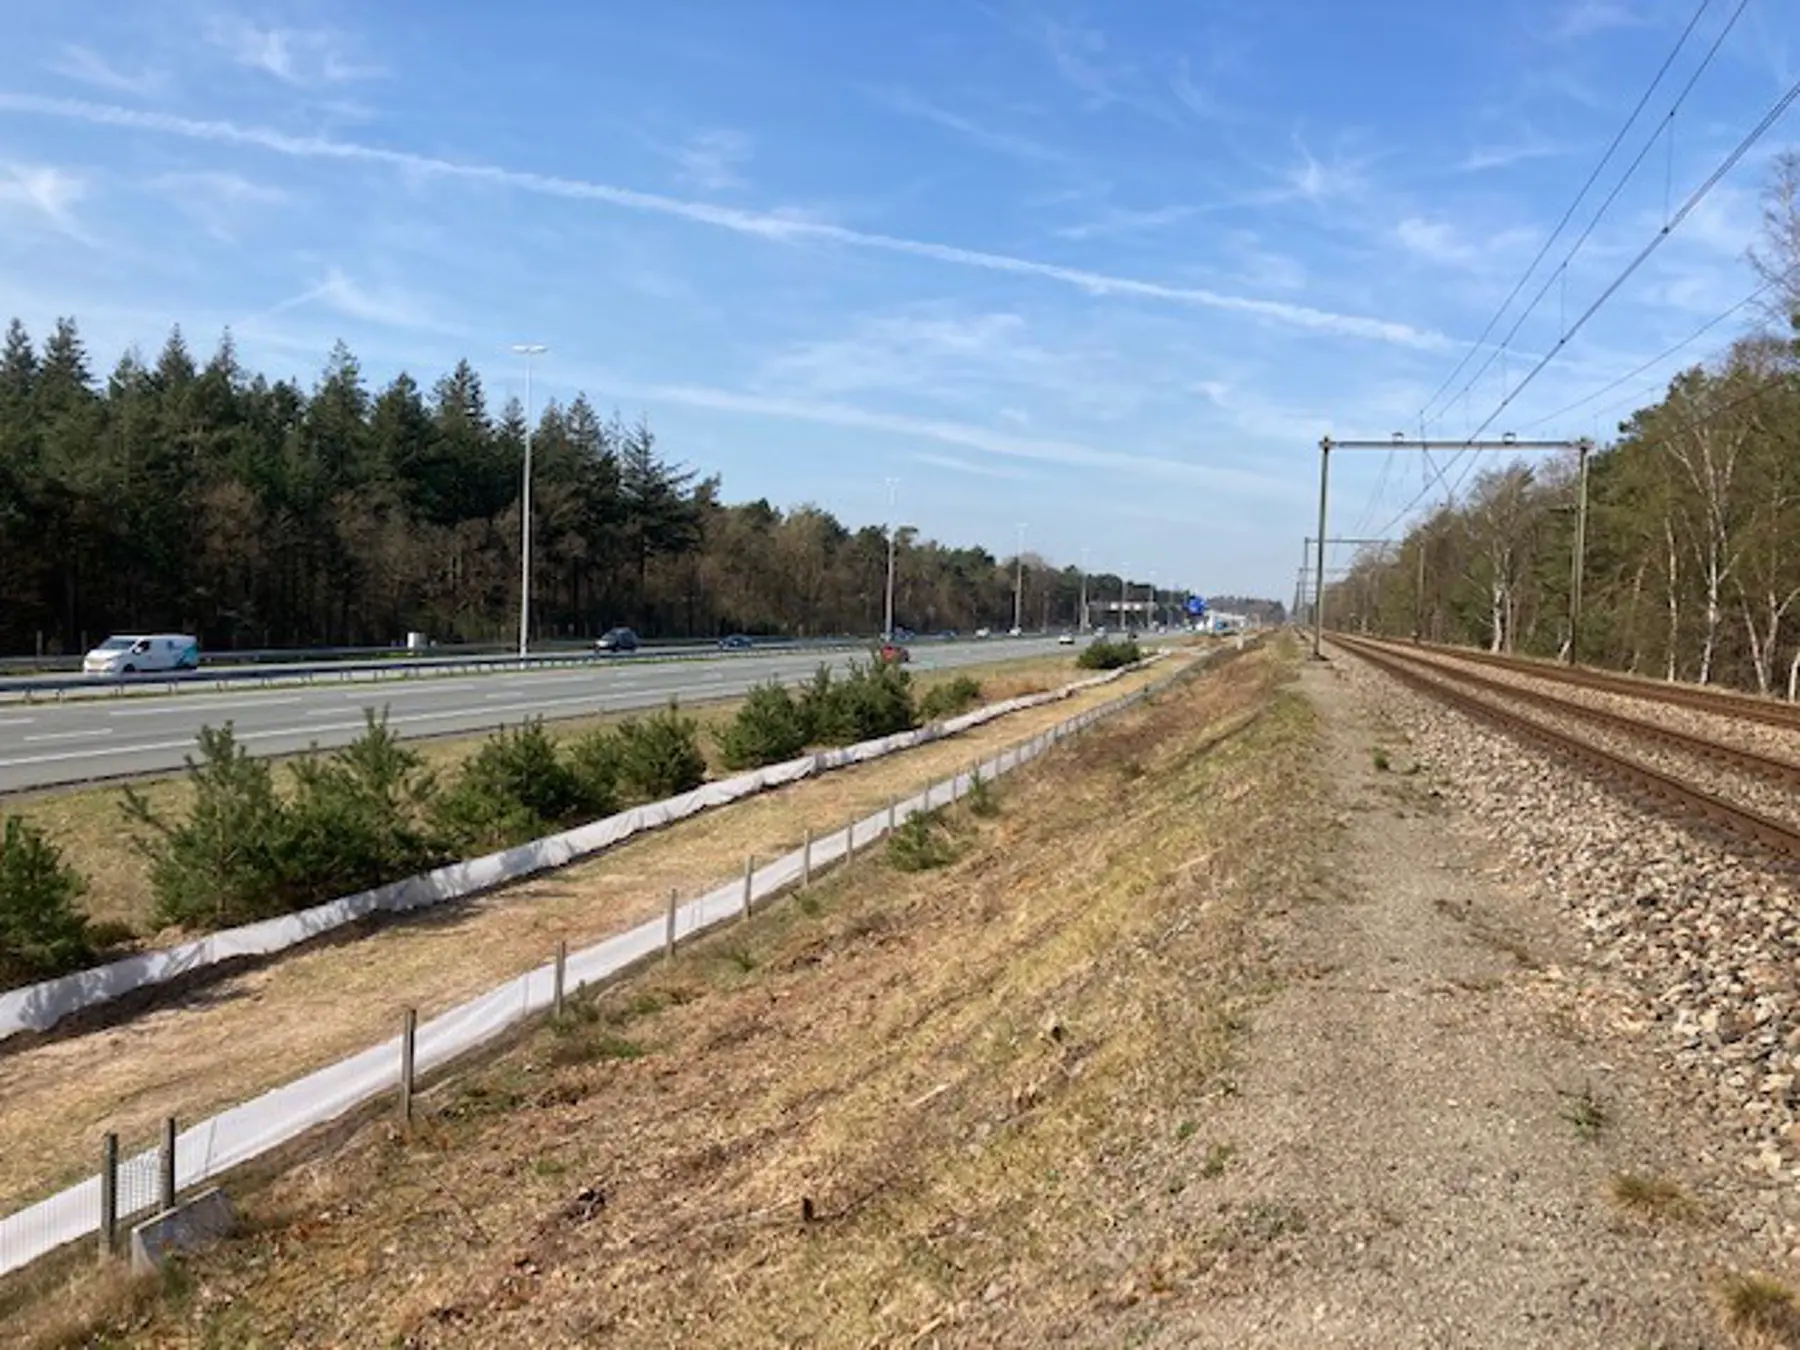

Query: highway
[0,637,1078,794]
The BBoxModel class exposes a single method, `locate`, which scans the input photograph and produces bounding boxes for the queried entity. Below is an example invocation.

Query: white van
[83,634,201,676]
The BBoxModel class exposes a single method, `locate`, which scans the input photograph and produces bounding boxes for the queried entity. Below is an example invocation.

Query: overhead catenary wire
[1416,0,1717,430]
[1375,65,1798,539]
[1439,0,1753,434]
[1518,275,1782,432]
[1466,66,1800,444]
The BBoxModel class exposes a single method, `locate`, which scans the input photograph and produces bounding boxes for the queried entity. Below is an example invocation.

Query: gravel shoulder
[1152,656,1772,1347]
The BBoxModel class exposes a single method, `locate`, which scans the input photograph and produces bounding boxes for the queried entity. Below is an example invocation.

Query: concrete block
[129,1187,236,1274]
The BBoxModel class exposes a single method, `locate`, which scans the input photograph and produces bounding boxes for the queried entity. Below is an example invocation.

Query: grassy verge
[3,638,1313,1348]
[0,658,1183,1217]
[4,653,1084,938]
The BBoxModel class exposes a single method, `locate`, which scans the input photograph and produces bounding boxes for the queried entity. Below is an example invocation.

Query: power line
[1441,0,1752,432]
[1518,276,1778,431]
[1468,64,1800,443]
[1416,0,1716,429]
[1377,57,1798,537]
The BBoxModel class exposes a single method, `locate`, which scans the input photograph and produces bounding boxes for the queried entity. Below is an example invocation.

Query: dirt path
[1150,658,1758,1347]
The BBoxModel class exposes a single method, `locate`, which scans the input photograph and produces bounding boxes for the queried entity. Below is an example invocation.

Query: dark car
[718,634,753,650]
[595,627,639,653]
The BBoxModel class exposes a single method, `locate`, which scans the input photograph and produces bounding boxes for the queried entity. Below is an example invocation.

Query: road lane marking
[24,729,112,743]
[110,696,303,718]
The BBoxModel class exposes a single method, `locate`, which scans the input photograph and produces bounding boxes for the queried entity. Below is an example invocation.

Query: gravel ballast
[1335,642,1800,1270]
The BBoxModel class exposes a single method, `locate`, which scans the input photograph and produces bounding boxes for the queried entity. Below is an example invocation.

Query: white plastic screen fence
[0,653,1204,1275]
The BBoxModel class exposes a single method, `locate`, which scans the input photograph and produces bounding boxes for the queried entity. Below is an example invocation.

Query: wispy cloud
[249,267,463,336]
[1554,0,1654,40]
[205,17,382,87]
[635,380,1286,492]
[872,88,1068,163]
[45,45,167,99]
[1170,54,1228,122]
[149,170,288,241]
[0,94,1448,350]
[912,451,1037,480]
[1053,201,1196,241]
[0,163,91,242]
[1283,135,1369,204]
[667,129,752,192]
[1393,216,1538,269]
[1457,138,1577,173]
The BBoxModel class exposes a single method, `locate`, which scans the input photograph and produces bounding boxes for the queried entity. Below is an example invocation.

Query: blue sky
[2,0,1797,601]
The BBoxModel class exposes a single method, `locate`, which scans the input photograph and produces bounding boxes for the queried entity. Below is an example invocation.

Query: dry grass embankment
[8,637,1314,1349]
[0,657,1177,1215]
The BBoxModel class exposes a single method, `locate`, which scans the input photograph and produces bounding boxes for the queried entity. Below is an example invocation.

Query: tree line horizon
[0,317,1280,657]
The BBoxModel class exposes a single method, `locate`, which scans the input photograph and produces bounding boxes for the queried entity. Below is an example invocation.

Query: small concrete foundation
[129,1187,236,1274]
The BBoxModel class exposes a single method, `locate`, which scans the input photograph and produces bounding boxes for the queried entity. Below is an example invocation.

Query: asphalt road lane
[0,639,1081,794]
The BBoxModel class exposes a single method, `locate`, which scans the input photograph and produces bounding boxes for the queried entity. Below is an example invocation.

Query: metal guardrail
[0,633,1055,702]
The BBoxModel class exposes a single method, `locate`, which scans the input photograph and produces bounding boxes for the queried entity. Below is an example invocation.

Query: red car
[878,642,911,664]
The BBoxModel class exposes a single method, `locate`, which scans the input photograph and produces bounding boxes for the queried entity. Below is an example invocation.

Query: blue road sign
[1186,595,1207,617]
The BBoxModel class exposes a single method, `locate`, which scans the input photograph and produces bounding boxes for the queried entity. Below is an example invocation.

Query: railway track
[1332,635,1800,862]
[1410,638,1800,734]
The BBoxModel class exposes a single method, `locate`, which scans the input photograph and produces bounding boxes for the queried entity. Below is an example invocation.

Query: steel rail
[1337,638,1800,861]
[1339,636,1800,792]
[1409,640,1800,734]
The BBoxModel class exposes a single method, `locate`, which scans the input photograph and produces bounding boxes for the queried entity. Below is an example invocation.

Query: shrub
[1077,637,1143,670]
[614,701,707,801]
[283,711,446,900]
[123,723,298,928]
[801,660,917,745]
[127,714,448,928]
[796,665,857,745]
[887,808,958,872]
[564,726,622,816]
[434,719,591,850]
[715,681,810,770]
[919,675,983,722]
[0,815,92,982]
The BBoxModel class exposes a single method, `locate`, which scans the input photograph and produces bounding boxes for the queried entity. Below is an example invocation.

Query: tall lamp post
[882,478,899,640]
[1120,563,1129,630]
[513,342,547,657]
[1012,522,1027,632]
[1079,547,1090,632]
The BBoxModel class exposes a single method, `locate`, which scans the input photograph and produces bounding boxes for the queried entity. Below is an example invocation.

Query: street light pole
[513,343,547,658]
[1079,547,1090,632]
[1012,522,1027,632]
[882,478,899,640]
[1120,564,1128,630]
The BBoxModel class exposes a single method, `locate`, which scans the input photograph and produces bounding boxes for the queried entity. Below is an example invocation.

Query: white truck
[82,633,201,676]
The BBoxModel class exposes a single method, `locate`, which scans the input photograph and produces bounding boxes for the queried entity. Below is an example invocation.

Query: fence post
[846,815,856,860]
[887,795,897,832]
[399,1007,418,1125]
[99,1133,119,1261]
[553,940,568,1020]
[802,827,813,887]
[741,855,755,920]
[159,1117,177,1214]
[665,887,678,959]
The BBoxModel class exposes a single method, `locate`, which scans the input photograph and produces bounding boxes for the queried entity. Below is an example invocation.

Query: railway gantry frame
[1312,436,1593,664]
[1293,537,1398,633]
